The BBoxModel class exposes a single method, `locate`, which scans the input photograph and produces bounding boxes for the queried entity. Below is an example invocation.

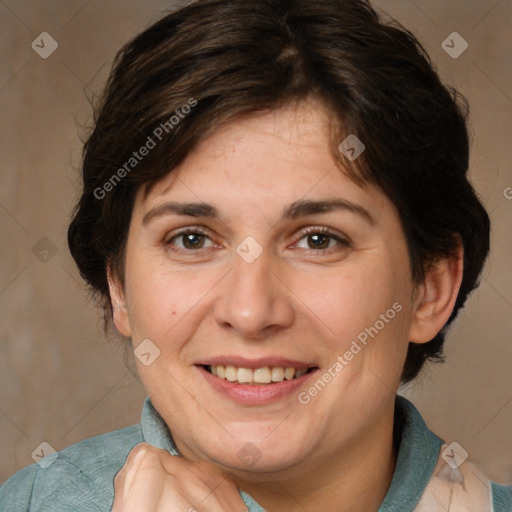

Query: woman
[1,0,509,510]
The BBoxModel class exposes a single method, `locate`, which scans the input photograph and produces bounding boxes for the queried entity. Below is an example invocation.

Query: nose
[213,245,295,340]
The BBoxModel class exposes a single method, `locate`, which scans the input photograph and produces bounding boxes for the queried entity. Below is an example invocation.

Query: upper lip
[195,356,317,370]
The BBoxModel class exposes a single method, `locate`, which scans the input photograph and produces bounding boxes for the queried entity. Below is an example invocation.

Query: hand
[112,442,248,512]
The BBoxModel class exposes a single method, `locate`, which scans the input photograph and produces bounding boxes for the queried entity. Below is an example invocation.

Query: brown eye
[181,233,206,249]
[166,229,216,250]
[305,233,332,250]
[295,227,350,252]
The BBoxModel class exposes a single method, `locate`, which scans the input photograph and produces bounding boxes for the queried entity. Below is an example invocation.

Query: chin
[194,426,313,474]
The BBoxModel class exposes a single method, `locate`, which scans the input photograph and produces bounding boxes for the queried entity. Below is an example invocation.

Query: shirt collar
[378,395,444,511]
[140,397,179,455]
[140,395,443,511]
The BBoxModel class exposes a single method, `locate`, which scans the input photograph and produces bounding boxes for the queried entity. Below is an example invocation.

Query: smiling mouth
[203,365,317,385]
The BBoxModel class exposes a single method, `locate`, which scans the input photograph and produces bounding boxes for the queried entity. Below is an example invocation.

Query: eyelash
[165,226,350,254]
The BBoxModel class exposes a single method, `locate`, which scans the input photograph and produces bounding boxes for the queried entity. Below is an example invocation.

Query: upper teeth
[210,365,308,384]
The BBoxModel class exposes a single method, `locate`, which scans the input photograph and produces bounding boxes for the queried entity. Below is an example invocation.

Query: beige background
[1,0,511,486]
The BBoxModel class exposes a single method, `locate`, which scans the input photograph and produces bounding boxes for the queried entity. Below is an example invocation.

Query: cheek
[302,259,406,346]
[123,253,220,344]
[303,256,414,391]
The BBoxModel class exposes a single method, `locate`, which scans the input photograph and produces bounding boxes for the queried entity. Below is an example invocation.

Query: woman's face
[111,100,422,476]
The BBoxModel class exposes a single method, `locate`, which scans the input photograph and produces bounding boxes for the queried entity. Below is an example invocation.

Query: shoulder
[392,397,512,512]
[415,454,512,512]
[492,482,512,512]
[0,424,143,512]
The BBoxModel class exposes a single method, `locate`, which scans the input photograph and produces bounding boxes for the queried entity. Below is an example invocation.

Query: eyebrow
[142,198,374,225]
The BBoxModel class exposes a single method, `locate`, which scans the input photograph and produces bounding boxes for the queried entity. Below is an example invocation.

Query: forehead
[135,102,394,226]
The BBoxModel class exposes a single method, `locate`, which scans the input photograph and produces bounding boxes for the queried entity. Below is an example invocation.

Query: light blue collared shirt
[1,396,510,511]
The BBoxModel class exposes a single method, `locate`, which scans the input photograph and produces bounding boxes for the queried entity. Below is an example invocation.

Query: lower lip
[197,366,317,405]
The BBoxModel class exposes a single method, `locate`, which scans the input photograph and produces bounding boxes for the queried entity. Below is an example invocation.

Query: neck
[235,405,398,512]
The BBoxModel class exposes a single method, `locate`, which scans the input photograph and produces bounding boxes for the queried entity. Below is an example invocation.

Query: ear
[106,264,132,338]
[408,245,464,343]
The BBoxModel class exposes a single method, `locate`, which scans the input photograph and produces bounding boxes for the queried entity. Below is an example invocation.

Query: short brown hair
[68,0,490,383]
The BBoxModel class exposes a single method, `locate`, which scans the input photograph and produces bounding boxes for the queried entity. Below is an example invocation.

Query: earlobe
[408,245,464,344]
[107,266,132,338]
